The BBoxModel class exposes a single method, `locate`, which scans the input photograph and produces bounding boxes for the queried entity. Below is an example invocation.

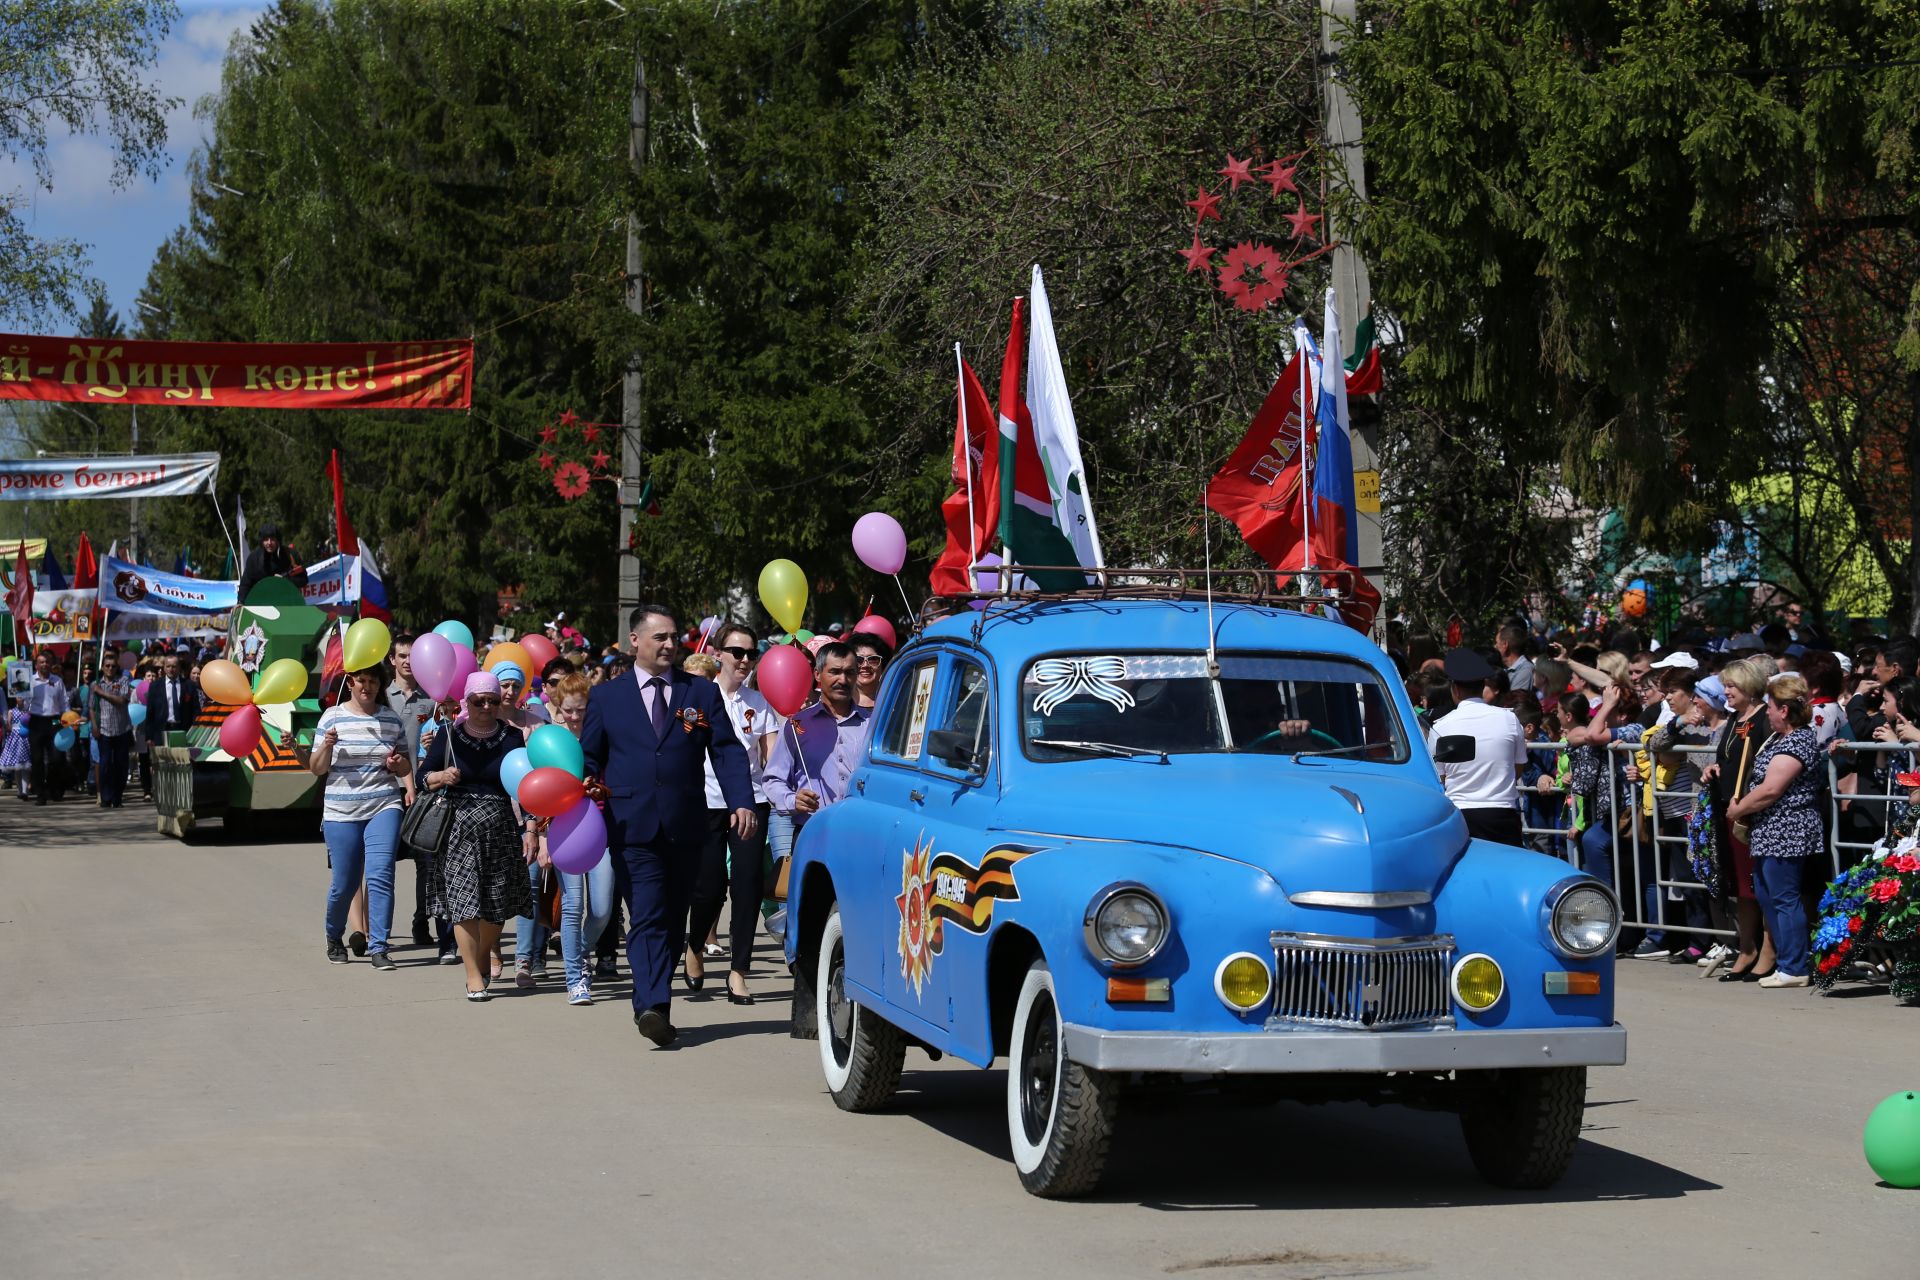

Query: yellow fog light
[1214,952,1272,1012]
[1451,953,1505,1012]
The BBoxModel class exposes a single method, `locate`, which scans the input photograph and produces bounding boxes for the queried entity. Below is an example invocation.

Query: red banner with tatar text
[0,334,472,410]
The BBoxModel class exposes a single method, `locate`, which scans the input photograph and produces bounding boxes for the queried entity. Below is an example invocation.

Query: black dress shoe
[727,989,755,1006]
[634,1007,678,1047]
[683,954,705,993]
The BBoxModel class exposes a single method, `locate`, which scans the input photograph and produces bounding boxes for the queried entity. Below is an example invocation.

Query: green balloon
[525,723,585,779]
[1864,1091,1920,1188]
[794,629,815,644]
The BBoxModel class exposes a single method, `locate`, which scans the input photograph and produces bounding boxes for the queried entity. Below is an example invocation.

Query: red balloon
[520,632,561,676]
[518,765,585,819]
[219,704,264,759]
[851,614,897,649]
[757,644,815,718]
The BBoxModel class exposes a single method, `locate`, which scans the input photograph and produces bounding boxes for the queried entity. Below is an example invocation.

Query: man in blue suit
[582,604,755,1047]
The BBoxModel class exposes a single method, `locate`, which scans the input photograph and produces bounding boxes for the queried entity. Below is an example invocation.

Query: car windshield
[1021,652,1409,763]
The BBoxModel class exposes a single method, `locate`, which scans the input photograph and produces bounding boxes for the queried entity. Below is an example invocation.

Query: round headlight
[1551,882,1621,957]
[1084,886,1168,966]
[1215,952,1272,1012]
[1451,953,1505,1011]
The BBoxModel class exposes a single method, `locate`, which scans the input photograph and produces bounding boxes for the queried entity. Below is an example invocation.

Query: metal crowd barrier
[1510,735,1911,945]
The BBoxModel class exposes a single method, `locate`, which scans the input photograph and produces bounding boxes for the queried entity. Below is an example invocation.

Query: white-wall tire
[1005,960,1116,1196]
[816,904,904,1112]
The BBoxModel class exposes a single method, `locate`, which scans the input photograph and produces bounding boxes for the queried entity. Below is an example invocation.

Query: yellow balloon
[342,618,392,673]
[758,558,808,635]
[199,658,253,707]
[252,657,310,706]
[484,641,534,684]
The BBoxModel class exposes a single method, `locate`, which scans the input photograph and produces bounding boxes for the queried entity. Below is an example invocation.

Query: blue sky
[26,2,262,330]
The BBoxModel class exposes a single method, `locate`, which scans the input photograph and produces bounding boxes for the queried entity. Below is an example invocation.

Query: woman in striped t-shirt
[311,662,414,969]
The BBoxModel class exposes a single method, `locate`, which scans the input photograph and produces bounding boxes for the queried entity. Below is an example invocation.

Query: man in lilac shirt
[765,644,871,824]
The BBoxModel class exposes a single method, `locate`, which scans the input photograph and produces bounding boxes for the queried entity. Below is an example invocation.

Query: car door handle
[909,788,926,804]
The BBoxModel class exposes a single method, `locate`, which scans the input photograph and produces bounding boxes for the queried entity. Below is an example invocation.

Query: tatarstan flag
[1343,308,1381,397]
[996,298,1088,590]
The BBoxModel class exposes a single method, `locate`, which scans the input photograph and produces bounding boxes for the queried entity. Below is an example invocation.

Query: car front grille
[1266,932,1456,1031]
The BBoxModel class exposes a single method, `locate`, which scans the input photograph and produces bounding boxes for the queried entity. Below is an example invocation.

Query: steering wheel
[1248,727,1345,752]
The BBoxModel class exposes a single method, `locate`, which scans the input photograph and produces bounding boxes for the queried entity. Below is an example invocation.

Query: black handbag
[400,732,455,858]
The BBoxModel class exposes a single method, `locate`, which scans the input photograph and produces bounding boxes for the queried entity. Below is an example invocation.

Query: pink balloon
[851,614,896,649]
[135,678,151,699]
[548,794,608,874]
[758,644,815,717]
[852,511,907,575]
[446,642,478,696]
[411,632,458,701]
[520,632,560,676]
[219,704,263,759]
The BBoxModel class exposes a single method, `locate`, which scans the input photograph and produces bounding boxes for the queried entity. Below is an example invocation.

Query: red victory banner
[0,334,473,410]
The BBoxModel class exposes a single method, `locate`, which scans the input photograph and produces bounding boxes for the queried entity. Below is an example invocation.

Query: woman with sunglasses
[421,672,535,1000]
[848,632,892,709]
[310,662,415,969]
[684,625,779,1003]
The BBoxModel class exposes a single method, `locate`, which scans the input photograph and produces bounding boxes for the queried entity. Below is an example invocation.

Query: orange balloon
[1621,589,1648,619]
[484,641,534,684]
[199,658,253,707]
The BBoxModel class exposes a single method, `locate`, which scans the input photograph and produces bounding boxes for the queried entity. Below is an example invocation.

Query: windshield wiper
[1031,738,1168,763]
[1291,742,1379,762]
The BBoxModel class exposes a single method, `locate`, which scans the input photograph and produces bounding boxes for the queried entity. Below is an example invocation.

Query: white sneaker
[1756,972,1809,988]
[568,980,592,1006]
[1696,943,1732,967]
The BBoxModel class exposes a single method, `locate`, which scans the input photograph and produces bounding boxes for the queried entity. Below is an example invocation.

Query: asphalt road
[3,801,1917,1279]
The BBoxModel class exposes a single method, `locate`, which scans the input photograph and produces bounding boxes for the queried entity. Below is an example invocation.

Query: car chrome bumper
[1061,1022,1626,1074]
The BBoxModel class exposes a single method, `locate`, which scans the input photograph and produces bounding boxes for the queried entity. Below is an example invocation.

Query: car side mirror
[927,728,984,774]
[1432,734,1477,764]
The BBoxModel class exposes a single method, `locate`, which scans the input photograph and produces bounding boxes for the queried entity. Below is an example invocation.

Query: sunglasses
[718,646,756,661]
[854,655,885,666]
[467,696,501,707]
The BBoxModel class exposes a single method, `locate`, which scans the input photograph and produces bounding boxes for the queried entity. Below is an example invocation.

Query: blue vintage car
[784,592,1625,1197]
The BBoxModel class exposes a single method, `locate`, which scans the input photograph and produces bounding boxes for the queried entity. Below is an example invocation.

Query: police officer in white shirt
[1427,648,1529,845]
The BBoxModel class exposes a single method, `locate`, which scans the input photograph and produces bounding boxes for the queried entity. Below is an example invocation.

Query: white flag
[1026,265,1104,574]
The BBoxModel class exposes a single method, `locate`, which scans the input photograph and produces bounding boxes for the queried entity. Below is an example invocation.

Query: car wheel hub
[1021,991,1058,1145]
[827,944,854,1056]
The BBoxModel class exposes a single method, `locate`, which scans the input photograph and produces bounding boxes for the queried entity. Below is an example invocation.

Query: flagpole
[955,343,977,590]
[1298,321,1315,573]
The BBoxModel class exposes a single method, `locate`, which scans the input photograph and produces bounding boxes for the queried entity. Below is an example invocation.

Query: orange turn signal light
[1107,977,1172,1003]
[1543,971,1601,996]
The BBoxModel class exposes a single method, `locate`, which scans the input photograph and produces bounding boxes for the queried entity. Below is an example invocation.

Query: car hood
[997,755,1469,897]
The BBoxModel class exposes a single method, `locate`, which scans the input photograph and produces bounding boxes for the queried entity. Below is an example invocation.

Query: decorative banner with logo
[0,453,221,501]
[100,554,238,616]
[25,587,98,643]
[0,334,473,410]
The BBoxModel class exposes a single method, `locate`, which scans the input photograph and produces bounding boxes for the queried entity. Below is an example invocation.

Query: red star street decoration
[1217,152,1255,192]
[1185,185,1222,223]
[1179,233,1217,274]
[1284,202,1323,242]
[538,452,556,471]
[553,461,591,500]
[589,448,611,472]
[581,424,602,444]
[538,424,557,444]
[1216,241,1289,312]
[1261,158,1301,197]
[558,408,579,428]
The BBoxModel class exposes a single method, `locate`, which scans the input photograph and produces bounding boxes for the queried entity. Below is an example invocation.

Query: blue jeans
[324,807,403,952]
[560,856,616,989]
[1578,821,1615,889]
[516,863,548,967]
[1753,855,1810,977]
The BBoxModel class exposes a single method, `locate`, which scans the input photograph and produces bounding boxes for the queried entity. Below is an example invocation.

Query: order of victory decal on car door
[896,833,1027,999]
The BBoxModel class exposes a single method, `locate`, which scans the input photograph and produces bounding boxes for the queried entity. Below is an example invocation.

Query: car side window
[874,658,939,764]
[927,659,992,775]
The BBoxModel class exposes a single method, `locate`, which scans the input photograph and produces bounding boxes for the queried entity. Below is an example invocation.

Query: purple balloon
[446,642,479,696]
[970,551,1004,609]
[411,632,458,701]
[548,794,607,875]
[852,511,908,575]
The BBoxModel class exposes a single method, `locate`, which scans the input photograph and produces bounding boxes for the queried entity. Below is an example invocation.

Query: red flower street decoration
[1217,241,1289,312]
[1217,153,1254,192]
[553,461,592,500]
[1178,234,1217,274]
[589,448,611,471]
[1185,186,1222,223]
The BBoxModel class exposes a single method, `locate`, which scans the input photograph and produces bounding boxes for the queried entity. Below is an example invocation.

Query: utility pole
[617,42,648,637]
[1320,0,1382,606]
[129,405,142,565]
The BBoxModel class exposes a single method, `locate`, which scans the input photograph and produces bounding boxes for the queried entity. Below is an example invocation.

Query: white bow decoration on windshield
[1030,656,1135,716]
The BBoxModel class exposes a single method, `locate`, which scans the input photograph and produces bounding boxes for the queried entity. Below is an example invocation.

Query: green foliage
[0,0,178,323]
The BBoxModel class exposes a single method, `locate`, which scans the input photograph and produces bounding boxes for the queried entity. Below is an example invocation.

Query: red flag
[4,543,30,646]
[930,354,1002,596]
[1206,356,1379,631]
[327,449,358,556]
[319,619,345,693]
[72,532,98,590]
[1344,346,1381,397]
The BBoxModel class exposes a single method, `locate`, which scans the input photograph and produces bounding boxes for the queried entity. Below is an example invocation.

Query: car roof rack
[924,564,1359,620]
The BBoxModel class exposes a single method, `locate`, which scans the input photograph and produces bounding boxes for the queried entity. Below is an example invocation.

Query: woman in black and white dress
[422,672,534,1000]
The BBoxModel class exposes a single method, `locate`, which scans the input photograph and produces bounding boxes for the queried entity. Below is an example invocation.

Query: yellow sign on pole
[1354,469,1381,515]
